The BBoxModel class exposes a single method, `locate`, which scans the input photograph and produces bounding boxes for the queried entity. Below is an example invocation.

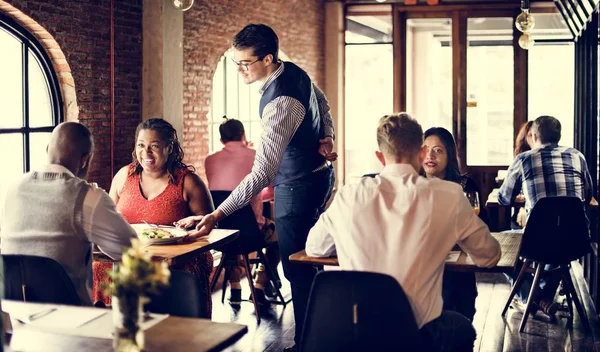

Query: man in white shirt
[306,113,501,351]
[1,122,136,305]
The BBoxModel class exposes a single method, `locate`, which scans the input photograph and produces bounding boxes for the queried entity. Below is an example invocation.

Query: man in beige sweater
[1,122,135,305]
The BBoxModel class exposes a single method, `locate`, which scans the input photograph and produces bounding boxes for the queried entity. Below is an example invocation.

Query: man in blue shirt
[498,115,593,317]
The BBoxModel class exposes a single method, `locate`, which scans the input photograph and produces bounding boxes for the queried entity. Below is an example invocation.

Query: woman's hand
[174,215,202,230]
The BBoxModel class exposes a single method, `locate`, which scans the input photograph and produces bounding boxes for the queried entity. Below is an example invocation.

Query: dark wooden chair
[144,270,209,318]
[1,254,81,306]
[501,196,592,332]
[299,271,426,352]
[209,190,288,323]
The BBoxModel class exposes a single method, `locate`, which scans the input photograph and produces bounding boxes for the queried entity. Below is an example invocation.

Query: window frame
[0,11,64,173]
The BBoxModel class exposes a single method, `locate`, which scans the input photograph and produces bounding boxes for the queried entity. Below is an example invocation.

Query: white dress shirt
[306,163,501,328]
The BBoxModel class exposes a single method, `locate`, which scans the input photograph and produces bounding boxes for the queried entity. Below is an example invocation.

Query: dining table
[2,300,247,352]
[93,229,239,266]
[289,232,523,274]
[486,188,598,231]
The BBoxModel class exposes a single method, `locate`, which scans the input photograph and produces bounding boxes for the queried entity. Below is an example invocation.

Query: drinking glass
[465,191,480,216]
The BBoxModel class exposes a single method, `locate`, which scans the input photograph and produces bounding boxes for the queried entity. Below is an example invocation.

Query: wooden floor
[212,263,600,352]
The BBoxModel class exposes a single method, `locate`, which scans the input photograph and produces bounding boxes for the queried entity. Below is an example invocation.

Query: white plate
[130,224,188,245]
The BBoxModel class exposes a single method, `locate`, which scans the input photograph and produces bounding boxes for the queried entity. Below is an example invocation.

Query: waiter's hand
[319,136,338,162]
[183,209,223,240]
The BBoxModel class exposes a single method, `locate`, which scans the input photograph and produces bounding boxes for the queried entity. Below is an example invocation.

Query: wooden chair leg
[561,265,590,330]
[564,281,574,326]
[258,250,288,306]
[520,262,545,333]
[210,253,227,292]
[242,254,261,324]
[502,259,531,316]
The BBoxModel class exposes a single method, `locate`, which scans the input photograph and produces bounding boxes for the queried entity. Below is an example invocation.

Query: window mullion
[22,42,30,172]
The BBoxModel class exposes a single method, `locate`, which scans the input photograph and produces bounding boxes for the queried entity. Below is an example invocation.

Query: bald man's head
[47,122,94,178]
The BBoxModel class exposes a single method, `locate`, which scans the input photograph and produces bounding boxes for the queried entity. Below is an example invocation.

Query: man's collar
[379,163,419,177]
[259,61,285,95]
[40,164,75,177]
[223,141,247,148]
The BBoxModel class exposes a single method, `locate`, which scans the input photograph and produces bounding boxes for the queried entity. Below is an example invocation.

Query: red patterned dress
[92,166,213,317]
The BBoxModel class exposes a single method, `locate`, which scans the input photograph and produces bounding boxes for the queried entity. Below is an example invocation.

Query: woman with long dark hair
[93,118,214,316]
[421,127,487,321]
[514,121,533,157]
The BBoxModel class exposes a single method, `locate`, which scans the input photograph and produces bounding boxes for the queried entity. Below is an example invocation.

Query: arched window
[0,12,63,184]
[208,49,288,153]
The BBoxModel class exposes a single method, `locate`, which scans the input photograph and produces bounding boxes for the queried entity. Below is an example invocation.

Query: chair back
[1,254,80,305]
[210,190,263,253]
[300,271,425,352]
[521,196,591,264]
[145,270,208,318]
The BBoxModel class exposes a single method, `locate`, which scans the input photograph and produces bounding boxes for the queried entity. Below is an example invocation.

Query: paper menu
[445,251,461,263]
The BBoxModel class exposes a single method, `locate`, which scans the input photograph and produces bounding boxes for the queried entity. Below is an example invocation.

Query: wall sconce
[515,0,535,50]
[173,0,194,11]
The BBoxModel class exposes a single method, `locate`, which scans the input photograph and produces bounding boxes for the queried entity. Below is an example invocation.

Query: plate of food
[130,224,188,245]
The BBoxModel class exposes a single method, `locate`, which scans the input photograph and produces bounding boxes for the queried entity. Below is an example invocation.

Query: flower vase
[113,293,145,352]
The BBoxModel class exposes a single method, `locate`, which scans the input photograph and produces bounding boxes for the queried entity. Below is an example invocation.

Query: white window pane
[528,44,574,148]
[238,83,251,121]
[406,18,453,133]
[346,14,393,44]
[225,59,239,118]
[249,86,261,122]
[0,28,23,128]
[209,57,225,123]
[345,44,393,181]
[28,52,53,128]
[466,18,514,166]
[1,134,24,182]
[249,121,263,149]
[29,132,51,170]
[210,123,222,153]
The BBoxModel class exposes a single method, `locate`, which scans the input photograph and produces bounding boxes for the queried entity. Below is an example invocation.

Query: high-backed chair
[501,196,592,332]
[300,271,425,352]
[209,190,287,323]
[1,254,81,306]
[144,270,208,318]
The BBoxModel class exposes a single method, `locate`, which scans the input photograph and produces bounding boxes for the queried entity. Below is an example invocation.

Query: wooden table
[289,232,523,274]
[486,189,598,231]
[93,229,239,265]
[4,301,247,352]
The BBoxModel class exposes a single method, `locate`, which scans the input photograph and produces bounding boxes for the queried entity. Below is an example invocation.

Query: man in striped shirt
[498,115,593,317]
[177,24,336,351]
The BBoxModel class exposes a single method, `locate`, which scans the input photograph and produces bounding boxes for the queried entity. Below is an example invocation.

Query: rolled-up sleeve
[82,188,135,260]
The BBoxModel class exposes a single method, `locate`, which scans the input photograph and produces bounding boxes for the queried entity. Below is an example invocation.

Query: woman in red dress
[93,118,214,317]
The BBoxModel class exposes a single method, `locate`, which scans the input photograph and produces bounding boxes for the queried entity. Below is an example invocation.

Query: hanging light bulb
[515,9,535,33]
[173,0,194,11]
[518,33,535,50]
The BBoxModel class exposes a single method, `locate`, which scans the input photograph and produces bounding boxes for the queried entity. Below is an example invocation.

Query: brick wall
[3,0,326,186]
[183,0,326,176]
[3,0,143,190]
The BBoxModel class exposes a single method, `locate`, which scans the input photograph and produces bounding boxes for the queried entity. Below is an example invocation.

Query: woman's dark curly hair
[514,121,533,157]
[422,127,462,183]
[129,118,194,184]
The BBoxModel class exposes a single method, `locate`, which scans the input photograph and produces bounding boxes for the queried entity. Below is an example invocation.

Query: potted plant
[104,239,170,352]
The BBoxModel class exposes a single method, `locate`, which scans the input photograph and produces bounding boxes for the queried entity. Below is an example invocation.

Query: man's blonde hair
[376,113,423,159]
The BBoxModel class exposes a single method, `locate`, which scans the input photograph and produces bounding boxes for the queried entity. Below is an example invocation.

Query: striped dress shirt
[218,62,334,216]
[498,143,593,216]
